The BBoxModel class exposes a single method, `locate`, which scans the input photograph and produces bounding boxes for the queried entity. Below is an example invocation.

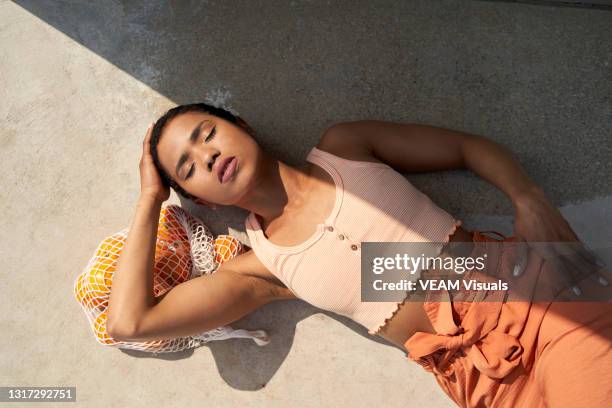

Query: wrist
[138,193,165,207]
[511,184,547,209]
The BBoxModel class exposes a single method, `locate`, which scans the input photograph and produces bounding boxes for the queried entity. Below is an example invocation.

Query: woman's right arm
[106,196,278,342]
[110,265,277,342]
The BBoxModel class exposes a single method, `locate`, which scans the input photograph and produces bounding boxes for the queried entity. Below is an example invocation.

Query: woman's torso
[236,140,472,348]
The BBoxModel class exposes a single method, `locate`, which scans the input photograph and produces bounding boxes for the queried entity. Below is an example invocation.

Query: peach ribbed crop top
[245,146,462,335]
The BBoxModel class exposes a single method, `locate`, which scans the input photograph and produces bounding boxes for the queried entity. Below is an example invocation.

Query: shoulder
[219,249,297,300]
[316,122,385,165]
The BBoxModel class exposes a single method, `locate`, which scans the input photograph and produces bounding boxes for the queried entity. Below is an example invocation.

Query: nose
[196,144,219,174]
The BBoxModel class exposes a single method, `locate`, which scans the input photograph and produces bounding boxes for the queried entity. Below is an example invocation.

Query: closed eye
[185,126,216,180]
[205,126,216,142]
[185,163,195,180]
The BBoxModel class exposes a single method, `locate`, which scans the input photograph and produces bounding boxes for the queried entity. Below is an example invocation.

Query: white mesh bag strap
[171,205,271,346]
[171,205,217,278]
[191,327,271,347]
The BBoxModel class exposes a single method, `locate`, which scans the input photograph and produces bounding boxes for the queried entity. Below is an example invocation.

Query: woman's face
[156,111,261,205]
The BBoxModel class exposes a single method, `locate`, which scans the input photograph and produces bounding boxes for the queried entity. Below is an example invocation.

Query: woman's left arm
[323,120,540,204]
[322,121,607,287]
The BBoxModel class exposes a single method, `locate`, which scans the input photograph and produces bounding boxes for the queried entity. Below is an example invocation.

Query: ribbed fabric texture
[245,146,461,335]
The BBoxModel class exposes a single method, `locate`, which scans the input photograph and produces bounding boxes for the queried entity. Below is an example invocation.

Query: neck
[237,151,310,224]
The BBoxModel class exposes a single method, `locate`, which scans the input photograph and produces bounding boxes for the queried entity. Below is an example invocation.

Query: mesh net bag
[74,204,270,354]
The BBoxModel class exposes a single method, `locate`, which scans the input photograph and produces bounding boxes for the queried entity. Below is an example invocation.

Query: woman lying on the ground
[107,103,611,408]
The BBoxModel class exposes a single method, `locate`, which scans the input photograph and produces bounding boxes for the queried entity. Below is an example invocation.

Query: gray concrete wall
[1,1,610,407]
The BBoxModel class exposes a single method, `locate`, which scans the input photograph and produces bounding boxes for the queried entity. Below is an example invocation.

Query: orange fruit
[93,311,118,346]
[95,237,122,261]
[214,235,242,264]
[86,264,114,293]
[75,272,107,312]
[151,206,192,295]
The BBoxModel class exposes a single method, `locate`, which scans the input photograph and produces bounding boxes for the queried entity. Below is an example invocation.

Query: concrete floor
[1,0,610,407]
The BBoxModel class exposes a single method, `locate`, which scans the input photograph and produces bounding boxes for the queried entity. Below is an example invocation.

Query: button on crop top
[245,146,462,335]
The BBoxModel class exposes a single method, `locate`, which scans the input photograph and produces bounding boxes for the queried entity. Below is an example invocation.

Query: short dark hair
[149,103,239,202]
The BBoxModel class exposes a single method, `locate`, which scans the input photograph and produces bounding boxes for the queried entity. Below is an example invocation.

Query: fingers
[592,270,610,287]
[562,248,610,289]
[574,242,608,270]
[512,239,529,277]
[547,254,582,296]
[142,121,155,154]
[144,121,154,141]
[515,241,584,297]
[547,242,606,297]
[560,241,609,287]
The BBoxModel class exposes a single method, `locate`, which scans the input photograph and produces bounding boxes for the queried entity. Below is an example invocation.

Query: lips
[216,156,236,183]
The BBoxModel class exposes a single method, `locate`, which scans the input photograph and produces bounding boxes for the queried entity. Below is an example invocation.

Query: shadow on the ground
[118,297,398,390]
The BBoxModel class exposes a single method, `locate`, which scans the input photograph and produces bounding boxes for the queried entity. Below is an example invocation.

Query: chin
[226,165,253,205]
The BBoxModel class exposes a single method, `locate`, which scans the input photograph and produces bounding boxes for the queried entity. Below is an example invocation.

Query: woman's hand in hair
[139,122,170,203]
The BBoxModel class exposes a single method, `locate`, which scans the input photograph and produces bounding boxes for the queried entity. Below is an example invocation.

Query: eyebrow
[175,120,205,179]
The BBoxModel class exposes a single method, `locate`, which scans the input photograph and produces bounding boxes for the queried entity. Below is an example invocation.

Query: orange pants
[404,230,612,407]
